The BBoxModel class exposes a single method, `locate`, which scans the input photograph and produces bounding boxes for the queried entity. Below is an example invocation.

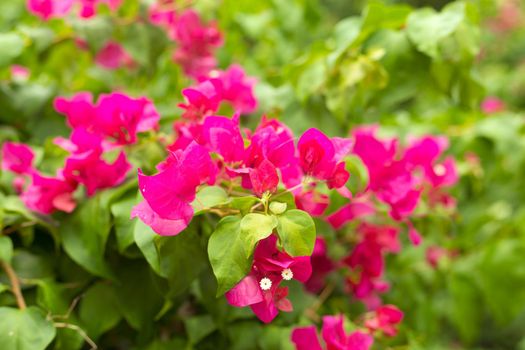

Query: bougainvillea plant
[8,0,518,348]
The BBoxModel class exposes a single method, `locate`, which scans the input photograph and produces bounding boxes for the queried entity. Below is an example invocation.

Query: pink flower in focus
[364,305,403,337]
[225,235,311,323]
[95,41,134,70]
[178,81,221,121]
[131,142,215,236]
[298,128,351,189]
[1,142,35,175]
[249,159,279,196]
[27,0,73,20]
[481,97,506,114]
[291,315,374,350]
[202,115,245,163]
[209,64,258,114]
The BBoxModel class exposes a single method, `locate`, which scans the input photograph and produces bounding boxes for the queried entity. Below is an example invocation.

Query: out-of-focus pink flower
[305,237,335,293]
[54,92,160,145]
[225,235,311,323]
[343,223,400,307]
[95,41,134,70]
[327,198,376,229]
[11,65,30,81]
[481,97,506,114]
[62,150,131,196]
[364,305,403,337]
[295,188,330,217]
[21,173,77,214]
[209,65,258,114]
[298,128,351,189]
[27,0,73,20]
[488,0,522,33]
[291,315,374,350]
[78,0,121,18]
[132,142,215,236]
[1,142,35,175]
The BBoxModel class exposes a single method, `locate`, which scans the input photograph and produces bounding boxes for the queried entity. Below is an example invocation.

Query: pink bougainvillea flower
[21,173,77,214]
[11,65,30,81]
[343,223,400,307]
[202,115,245,163]
[426,245,448,268]
[298,128,351,189]
[226,235,311,323]
[364,305,403,337]
[54,92,160,145]
[291,315,374,350]
[295,188,330,217]
[304,237,335,293]
[245,117,300,188]
[149,0,176,27]
[95,41,134,70]
[178,81,221,121]
[352,126,420,220]
[96,93,160,144]
[249,159,279,196]
[27,0,73,20]
[132,142,214,236]
[62,150,131,196]
[78,0,121,18]
[208,64,258,114]
[327,198,376,229]
[1,142,35,175]
[54,92,97,130]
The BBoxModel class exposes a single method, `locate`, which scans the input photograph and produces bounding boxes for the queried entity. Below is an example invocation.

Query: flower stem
[1,261,26,310]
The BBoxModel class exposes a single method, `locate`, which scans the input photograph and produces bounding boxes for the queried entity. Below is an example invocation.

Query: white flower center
[259,277,272,291]
[434,164,446,176]
[281,268,293,281]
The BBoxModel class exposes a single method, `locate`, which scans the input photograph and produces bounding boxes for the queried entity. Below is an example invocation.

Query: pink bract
[1,142,35,175]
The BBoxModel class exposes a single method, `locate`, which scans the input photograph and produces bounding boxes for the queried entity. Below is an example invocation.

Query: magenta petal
[225,275,264,307]
[249,159,279,196]
[250,296,279,323]
[298,128,336,179]
[321,315,347,350]
[291,256,313,283]
[131,201,190,236]
[291,326,323,350]
[1,142,35,175]
[202,115,245,162]
[327,201,376,229]
[346,331,374,350]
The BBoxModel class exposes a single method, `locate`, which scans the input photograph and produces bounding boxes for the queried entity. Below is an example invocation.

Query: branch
[54,322,98,350]
[1,261,26,310]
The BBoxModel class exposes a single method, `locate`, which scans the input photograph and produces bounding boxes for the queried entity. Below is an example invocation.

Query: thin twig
[51,294,84,320]
[304,282,336,322]
[2,221,37,235]
[54,322,98,350]
[1,262,26,310]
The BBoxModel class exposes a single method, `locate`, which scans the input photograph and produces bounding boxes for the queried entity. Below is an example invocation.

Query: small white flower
[259,277,272,291]
[434,164,446,176]
[281,268,294,281]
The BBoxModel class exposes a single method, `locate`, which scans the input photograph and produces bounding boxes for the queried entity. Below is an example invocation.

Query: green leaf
[79,283,121,340]
[0,307,56,350]
[0,236,13,263]
[406,3,465,59]
[60,195,113,279]
[133,219,161,274]
[269,202,287,215]
[0,33,24,67]
[208,216,250,296]
[276,209,316,257]
[240,213,278,258]
[230,196,259,215]
[192,186,230,214]
[110,195,136,253]
[183,315,216,345]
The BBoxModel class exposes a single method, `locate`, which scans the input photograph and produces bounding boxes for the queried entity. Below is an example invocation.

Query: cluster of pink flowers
[149,2,223,79]
[291,306,403,350]
[27,0,121,20]
[1,92,159,214]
